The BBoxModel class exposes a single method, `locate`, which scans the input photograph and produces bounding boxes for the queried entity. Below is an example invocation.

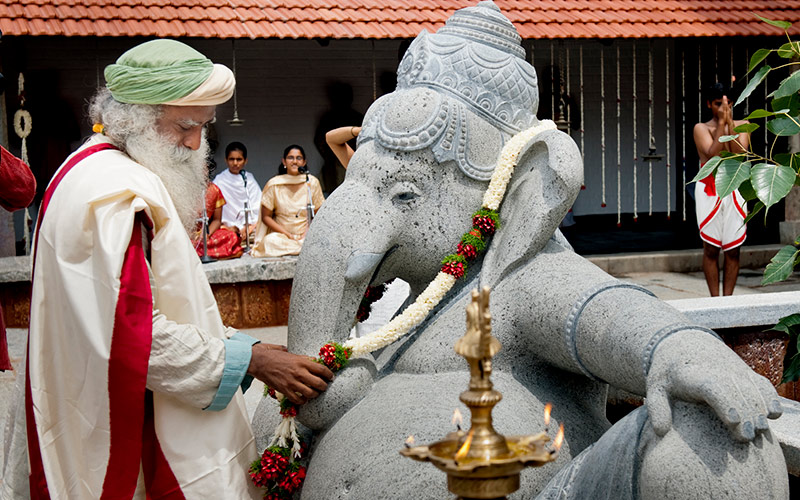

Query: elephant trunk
[287,185,390,356]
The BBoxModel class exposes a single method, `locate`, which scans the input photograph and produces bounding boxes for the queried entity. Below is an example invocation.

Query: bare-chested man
[693,82,751,296]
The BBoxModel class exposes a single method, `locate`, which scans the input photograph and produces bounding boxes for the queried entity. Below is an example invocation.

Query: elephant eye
[390,182,421,206]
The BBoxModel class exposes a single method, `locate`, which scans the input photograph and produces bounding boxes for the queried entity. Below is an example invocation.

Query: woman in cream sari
[252,144,324,257]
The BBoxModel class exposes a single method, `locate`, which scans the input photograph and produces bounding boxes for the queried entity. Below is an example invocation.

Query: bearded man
[1,39,332,499]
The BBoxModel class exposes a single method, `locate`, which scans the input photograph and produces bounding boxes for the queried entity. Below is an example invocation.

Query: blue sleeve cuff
[204,333,260,411]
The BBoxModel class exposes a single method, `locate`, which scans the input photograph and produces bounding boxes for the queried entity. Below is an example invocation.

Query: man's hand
[646,330,782,442]
[248,343,333,405]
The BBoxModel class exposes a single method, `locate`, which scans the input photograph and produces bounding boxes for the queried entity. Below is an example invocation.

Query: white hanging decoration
[632,44,638,222]
[647,44,654,216]
[13,73,32,165]
[580,45,586,191]
[698,50,702,174]
[665,47,671,219]
[13,73,33,255]
[550,44,555,120]
[681,50,687,222]
[616,45,621,227]
[601,47,607,208]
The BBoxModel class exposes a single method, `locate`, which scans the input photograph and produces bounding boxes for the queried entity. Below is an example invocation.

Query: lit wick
[405,435,415,449]
[543,402,553,433]
[452,408,463,432]
[454,429,474,463]
[549,424,565,455]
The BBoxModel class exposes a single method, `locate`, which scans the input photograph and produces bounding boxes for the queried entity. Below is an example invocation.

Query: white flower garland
[344,119,556,357]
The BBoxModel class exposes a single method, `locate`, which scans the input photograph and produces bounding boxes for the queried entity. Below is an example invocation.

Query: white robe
[1,135,260,499]
[213,169,262,230]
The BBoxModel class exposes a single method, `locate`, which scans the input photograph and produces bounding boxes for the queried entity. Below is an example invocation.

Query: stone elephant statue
[260,2,790,498]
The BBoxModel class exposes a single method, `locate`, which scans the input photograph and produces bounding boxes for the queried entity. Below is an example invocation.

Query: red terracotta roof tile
[1,0,799,39]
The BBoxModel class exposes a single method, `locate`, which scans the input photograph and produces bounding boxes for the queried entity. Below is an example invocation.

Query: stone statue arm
[516,241,781,441]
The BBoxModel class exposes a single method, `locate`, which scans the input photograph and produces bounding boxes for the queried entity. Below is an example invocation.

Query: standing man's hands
[248,343,334,405]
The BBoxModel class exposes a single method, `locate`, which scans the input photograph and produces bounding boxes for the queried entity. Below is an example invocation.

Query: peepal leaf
[748,48,771,73]
[763,245,800,285]
[690,156,721,183]
[719,134,739,143]
[715,159,750,200]
[755,14,792,30]
[772,94,800,115]
[746,109,777,119]
[767,115,800,136]
[737,179,758,201]
[734,123,760,134]
[772,71,800,99]
[743,201,765,225]
[736,65,771,107]
[778,41,800,58]
[751,162,795,209]
[769,312,800,335]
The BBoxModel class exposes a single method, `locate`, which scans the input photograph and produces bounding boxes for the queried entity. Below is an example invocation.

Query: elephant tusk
[344,251,386,283]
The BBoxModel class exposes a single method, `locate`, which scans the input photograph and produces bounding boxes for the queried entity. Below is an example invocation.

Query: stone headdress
[359,1,540,181]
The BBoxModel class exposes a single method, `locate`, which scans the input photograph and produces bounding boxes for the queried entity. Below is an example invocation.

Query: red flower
[441,261,466,279]
[280,404,298,418]
[252,450,289,485]
[279,467,307,493]
[456,242,477,260]
[356,304,370,322]
[473,215,496,236]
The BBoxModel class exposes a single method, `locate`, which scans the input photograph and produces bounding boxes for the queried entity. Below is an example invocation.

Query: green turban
[105,39,235,106]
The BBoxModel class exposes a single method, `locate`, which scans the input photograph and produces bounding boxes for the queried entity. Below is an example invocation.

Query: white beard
[125,128,209,234]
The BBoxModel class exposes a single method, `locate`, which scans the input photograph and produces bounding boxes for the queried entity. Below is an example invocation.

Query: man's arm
[148,310,332,410]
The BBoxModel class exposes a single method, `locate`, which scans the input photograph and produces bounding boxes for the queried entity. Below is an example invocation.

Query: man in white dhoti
[1,39,332,499]
[692,83,750,296]
[213,141,262,242]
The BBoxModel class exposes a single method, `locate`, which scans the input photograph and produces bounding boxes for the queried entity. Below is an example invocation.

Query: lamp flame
[543,403,552,427]
[405,435,415,448]
[452,409,463,430]
[552,424,565,452]
[454,429,475,461]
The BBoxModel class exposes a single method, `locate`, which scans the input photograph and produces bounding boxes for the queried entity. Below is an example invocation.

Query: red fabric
[194,183,243,259]
[142,391,186,500]
[0,309,11,371]
[0,146,36,211]
[699,173,716,197]
[100,212,155,498]
[26,142,117,498]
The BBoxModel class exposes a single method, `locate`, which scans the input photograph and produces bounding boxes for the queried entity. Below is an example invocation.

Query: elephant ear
[482,129,583,287]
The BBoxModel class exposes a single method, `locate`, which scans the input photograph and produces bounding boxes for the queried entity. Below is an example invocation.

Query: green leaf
[774,153,800,169]
[773,71,800,99]
[746,108,777,119]
[715,159,751,200]
[743,200,765,225]
[763,245,800,285]
[718,150,739,158]
[766,115,800,136]
[772,94,800,115]
[769,312,800,335]
[736,65,771,107]
[719,134,739,143]
[778,42,800,58]
[755,14,792,30]
[690,155,722,184]
[783,353,800,384]
[751,162,796,209]
[748,48,772,73]
[737,179,758,201]
[733,123,760,134]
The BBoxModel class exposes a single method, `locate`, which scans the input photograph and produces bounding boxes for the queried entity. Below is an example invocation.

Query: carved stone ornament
[359,0,540,181]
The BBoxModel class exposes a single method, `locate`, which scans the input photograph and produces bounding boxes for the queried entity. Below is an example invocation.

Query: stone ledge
[0,254,298,284]
[588,244,784,275]
[668,291,800,329]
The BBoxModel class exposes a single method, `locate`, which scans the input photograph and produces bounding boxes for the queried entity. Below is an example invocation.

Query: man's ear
[482,129,582,287]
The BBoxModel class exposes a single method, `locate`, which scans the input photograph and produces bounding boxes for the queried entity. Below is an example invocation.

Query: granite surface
[669,291,800,329]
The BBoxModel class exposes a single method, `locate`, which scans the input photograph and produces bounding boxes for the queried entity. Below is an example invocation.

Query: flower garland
[253,119,556,497]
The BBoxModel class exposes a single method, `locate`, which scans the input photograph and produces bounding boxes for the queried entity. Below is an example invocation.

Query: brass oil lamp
[400,286,561,500]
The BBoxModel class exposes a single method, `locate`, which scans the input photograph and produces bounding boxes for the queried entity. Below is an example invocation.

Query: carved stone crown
[360,1,541,181]
[397,0,538,134]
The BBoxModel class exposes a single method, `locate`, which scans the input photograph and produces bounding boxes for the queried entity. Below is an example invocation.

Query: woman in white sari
[252,145,324,257]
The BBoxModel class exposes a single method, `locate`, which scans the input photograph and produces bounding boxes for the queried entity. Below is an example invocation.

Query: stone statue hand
[296,357,377,431]
[645,329,783,442]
